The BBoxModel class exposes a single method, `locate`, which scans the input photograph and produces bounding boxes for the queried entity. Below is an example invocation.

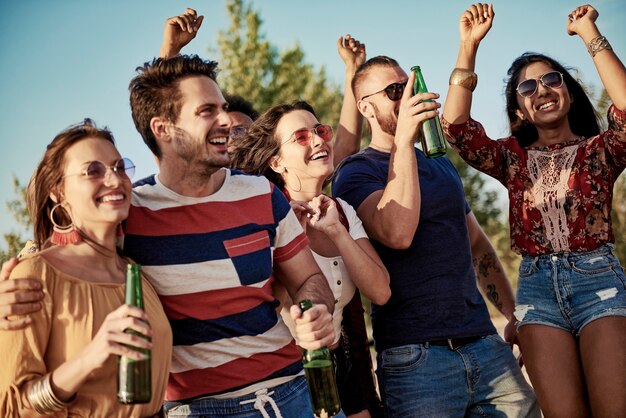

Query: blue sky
[1,0,624,243]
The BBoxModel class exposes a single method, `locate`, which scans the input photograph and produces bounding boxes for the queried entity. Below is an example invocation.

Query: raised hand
[459,3,494,45]
[160,8,204,58]
[567,4,599,36]
[337,34,366,71]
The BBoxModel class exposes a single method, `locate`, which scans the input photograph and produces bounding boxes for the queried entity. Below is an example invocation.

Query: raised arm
[159,8,204,58]
[443,3,494,125]
[357,71,435,249]
[567,5,626,110]
[334,35,366,166]
[466,212,518,346]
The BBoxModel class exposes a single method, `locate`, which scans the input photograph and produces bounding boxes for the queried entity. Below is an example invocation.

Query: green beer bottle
[299,299,341,418]
[411,65,447,158]
[117,264,151,404]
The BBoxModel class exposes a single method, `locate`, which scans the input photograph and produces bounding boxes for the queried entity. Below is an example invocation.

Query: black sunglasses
[516,71,564,98]
[360,81,407,101]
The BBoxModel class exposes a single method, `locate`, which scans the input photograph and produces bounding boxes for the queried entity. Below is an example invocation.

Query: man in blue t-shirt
[332,56,540,417]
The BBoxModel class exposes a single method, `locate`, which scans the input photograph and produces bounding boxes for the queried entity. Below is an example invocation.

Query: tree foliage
[0,176,30,264]
[214,0,342,127]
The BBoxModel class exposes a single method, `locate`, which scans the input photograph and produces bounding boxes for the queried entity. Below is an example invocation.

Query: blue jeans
[164,376,347,418]
[515,243,626,335]
[376,335,540,417]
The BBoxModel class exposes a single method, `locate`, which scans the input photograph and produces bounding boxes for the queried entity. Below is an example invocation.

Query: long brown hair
[229,101,316,190]
[28,119,116,248]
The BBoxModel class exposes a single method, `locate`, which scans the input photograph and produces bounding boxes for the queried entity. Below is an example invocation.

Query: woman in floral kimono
[442,3,626,417]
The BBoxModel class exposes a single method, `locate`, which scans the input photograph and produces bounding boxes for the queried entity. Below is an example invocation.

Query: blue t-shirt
[332,147,495,351]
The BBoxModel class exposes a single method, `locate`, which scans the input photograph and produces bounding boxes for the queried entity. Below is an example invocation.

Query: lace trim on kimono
[527,145,580,252]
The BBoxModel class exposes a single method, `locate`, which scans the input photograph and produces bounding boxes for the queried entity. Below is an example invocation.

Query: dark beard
[371,102,398,136]
[170,126,230,169]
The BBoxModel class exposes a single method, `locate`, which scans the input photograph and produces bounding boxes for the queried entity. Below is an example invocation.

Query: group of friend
[0,3,624,417]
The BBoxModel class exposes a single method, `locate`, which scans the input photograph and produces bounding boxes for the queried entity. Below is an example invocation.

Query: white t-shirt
[281,197,369,345]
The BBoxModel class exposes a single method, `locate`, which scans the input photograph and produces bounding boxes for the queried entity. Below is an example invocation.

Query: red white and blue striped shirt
[124,169,307,401]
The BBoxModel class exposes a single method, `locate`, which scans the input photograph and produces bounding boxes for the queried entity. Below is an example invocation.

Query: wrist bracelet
[449,68,478,92]
[587,35,612,58]
[27,373,73,414]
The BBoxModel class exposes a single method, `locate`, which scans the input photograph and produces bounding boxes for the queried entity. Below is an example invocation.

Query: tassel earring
[49,203,82,246]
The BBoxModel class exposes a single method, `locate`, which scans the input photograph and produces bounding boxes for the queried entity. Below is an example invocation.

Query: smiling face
[168,75,232,170]
[273,109,334,187]
[515,61,572,131]
[59,137,131,234]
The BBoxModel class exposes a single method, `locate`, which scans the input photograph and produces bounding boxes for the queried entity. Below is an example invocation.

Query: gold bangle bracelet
[449,68,478,92]
[587,35,612,58]
[27,373,72,414]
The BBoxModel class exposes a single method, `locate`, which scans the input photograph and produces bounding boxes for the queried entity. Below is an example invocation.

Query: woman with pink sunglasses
[442,3,626,417]
[230,99,390,418]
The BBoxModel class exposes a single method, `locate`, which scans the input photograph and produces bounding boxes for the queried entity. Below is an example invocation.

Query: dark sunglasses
[281,124,334,146]
[229,126,248,140]
[516,71,564,98]
[65,157,135,180]
[360,81,407,101]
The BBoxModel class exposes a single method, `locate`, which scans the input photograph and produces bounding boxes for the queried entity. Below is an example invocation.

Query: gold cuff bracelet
[449,68,478,92]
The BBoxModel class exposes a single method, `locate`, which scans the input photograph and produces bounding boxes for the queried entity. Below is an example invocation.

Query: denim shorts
[163,376,348,418]
[515,243,626,335]
[376,335,540,417]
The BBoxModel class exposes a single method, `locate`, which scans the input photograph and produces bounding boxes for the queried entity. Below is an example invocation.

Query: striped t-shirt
[124,169,307,401]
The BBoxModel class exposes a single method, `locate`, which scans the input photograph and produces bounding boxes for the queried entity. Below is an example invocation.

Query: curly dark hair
[229,101,316,190]
[225,94,259,120]
[505,52,600,148]
[129,54,219,158]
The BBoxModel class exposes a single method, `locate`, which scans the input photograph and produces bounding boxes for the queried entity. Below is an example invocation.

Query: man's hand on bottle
[396,71,441,147]
[290,303,336,350]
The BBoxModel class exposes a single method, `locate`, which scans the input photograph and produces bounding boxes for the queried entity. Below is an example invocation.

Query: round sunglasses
[281,124,333,146]
[360,81,407,102]
[516,71,564,98]
[65,157,136,180]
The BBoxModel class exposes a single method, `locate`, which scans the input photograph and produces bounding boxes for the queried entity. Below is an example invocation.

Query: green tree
[0,176,30,264]
[214,0,342,126]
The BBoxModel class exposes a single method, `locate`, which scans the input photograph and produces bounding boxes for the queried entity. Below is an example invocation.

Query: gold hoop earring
[49,203,82,246]
[284,169,302,193]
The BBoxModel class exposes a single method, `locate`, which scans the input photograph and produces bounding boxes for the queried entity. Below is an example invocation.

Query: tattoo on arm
[472,252,502,281]
[473,252,503,310]
[486,284,502,310]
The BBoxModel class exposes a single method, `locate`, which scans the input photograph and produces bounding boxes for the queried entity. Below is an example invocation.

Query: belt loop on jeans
[446,339,454,350]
